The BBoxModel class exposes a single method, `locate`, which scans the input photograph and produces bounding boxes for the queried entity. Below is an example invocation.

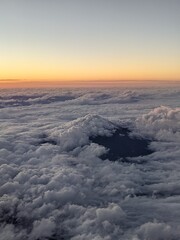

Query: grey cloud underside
[0,88,180,240]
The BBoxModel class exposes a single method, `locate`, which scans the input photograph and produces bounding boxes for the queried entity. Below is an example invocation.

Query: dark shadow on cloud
[90,127,153,162]
[36,95,76,104]
[0,95,76,108]
[39,138,57,146]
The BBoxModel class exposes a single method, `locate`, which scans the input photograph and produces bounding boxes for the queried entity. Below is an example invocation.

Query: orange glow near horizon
[1,55,180,88]
[1,76,180,89]
[1,79,180,89]
[2,50,180,87]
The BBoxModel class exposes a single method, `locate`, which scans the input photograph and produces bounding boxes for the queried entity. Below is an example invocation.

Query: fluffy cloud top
[136,106,180,141]
[0,87,180,239]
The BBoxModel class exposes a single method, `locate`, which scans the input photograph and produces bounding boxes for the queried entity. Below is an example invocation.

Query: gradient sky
[0,0,180,87]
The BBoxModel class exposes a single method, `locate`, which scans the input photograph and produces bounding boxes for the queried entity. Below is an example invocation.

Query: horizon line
[0,79,180,89]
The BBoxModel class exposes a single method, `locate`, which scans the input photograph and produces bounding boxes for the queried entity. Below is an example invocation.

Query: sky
[0,0,180,87]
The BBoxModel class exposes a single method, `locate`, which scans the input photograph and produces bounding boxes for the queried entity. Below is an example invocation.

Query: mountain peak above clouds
[42,114,153,161]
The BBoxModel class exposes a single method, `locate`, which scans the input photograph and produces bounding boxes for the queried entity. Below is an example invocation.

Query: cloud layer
[0,87,180,239]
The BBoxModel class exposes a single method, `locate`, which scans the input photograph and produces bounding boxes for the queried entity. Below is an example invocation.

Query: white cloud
[135,106,180,141]
[135,221,178,240]
[0,86,180,239]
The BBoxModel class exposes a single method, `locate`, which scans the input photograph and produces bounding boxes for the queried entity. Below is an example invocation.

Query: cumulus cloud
[0,87,180,239]
[135,106,180,141]
[135,221,179,240]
